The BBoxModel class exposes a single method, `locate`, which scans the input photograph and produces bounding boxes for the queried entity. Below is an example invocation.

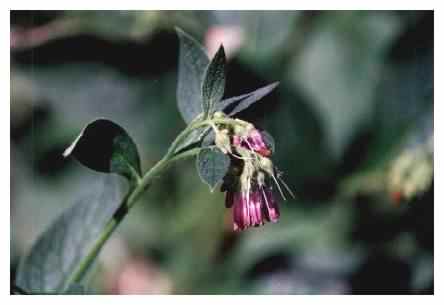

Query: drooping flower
[225,183,280,231]
[221,155,284,231]
[215,118,293,232]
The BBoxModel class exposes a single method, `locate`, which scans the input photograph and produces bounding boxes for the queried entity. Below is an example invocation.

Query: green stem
[65,134,204,288]
[64,114,235,289]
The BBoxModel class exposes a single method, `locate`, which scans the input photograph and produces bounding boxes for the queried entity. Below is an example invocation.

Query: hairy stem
[64,114,228,289]
[65,133,204,288]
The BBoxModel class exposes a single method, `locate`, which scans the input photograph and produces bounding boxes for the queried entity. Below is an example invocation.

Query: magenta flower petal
[233,128,271,157]
[249,130,271,157]
[229,184,280,231]
[263,188,280,222]
[232,192,245,231]
[254,194,264,226]
[233,135,242,146]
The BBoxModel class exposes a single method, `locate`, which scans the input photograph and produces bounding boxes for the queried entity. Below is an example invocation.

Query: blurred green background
[10,10,433,294]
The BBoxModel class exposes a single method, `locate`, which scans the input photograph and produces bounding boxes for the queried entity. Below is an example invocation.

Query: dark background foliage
[10,10,433,294]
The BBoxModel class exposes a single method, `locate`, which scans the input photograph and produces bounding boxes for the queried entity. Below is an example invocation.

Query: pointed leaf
[202,45,226,116]
[201,129,216,147]
[174,126,211,153]
[216,92,252,112]
[216,82,279,115]
[63,119,141,182]
[196,148,230,191]
[15,177,122,294]
[176,28,209,123]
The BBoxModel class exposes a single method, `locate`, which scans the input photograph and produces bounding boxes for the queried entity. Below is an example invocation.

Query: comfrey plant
[14,28,292,294]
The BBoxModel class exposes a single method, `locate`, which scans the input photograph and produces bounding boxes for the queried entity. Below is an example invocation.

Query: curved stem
[166,120,199,157]
[65,145,202,288]
[64,114,237,288]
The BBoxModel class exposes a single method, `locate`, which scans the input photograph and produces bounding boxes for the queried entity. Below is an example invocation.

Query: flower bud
[388,145,433,201]
[215,129,232,154]
[233,124,246,136]
[213,111,226,119]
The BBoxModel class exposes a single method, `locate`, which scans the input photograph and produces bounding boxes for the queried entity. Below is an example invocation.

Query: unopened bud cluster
[388,140,433,201]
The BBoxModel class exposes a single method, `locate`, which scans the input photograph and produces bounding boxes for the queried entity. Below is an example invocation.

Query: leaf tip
[212,44,226,66]
[174,26,184,36]
[62,146,73,158]
[63,131,84,158]
[216,44,226,56]
[270,81,280,90]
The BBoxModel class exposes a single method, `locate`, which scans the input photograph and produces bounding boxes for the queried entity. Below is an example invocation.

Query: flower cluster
[213,114,293,231]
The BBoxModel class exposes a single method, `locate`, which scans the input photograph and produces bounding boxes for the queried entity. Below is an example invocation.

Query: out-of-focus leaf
[339,24,433,198]
[217,82,279,116]
[176,28,209,123]
[372,51,433,159]
[229,202,354,276]
[15,176,122,294]
[65,11,162,41]
[210,11,298,61]
[291,12,401,158]
[202,45,226,116]
[63,118,141,182]
[196,148,230,191]
[11,285,29,295]
[65,283,87,295]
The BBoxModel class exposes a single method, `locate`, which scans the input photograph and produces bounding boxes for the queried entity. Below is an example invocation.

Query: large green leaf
[63,118,141,182]
[176,28,209,123]
[15,176,122,294]
[196,148,230,192]
[202,45,226,117]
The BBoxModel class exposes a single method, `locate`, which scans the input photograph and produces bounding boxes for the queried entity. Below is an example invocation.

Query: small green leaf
[216,82,279,115]
[176,27,209,123]
[202,45,226,117]
[216,92,251,111]
[196,148,230,191]
[15,177,122,294]
[201,129,216,147]
[63,119,141,182]
[174,126,211,153]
